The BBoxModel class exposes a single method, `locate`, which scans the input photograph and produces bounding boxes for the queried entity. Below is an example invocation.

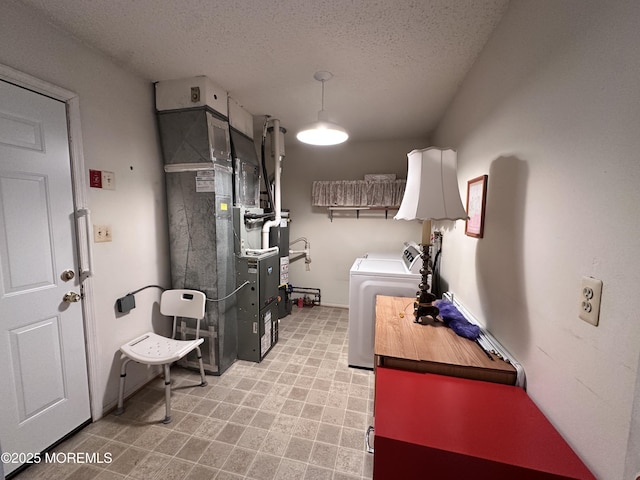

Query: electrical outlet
[578,276,602,326]
[93,224,112,243]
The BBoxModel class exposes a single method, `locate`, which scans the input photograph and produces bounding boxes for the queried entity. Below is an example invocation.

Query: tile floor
[13,305,375,480]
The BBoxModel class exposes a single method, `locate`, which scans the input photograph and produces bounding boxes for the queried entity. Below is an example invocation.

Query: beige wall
[5,1,639,476]
[431,1,640,478]
[282,139,425,307]
[0,0,426,416]
[1,0,170,416]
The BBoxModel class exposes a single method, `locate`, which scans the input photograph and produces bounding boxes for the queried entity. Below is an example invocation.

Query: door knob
[63,291,81,303]
[61,269,75,281]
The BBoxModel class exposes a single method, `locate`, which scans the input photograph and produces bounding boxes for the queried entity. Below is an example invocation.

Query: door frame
[0,63,100,421]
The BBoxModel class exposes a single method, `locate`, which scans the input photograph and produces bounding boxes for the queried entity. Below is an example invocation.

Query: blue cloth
[435,299,480,340]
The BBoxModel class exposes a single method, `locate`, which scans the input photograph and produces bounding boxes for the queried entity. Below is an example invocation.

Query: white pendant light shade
[297,71,348,146]
[296,110,349,146]
[395,147,467,221]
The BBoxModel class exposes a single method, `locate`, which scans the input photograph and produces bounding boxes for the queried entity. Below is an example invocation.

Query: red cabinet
[373,367,595,480]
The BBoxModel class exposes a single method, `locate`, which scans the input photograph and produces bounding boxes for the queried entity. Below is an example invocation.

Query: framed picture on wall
[465,175,488,238]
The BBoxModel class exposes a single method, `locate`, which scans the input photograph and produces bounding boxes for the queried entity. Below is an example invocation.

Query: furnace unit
[157,79,288,371]
[155,77,237,375]
[235,251,279,362]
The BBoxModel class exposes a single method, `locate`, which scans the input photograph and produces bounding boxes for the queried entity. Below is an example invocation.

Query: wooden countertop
[374,295,517,385]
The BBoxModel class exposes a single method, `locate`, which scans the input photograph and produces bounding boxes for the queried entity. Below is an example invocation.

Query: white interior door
[0,80,91,476]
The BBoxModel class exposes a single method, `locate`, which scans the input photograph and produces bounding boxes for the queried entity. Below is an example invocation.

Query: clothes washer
[348,243,424,369]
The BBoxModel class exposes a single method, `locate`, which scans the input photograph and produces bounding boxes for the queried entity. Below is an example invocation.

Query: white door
[0,80,91,476]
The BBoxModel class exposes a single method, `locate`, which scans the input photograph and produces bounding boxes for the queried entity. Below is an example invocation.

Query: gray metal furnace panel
[236,252,279,362]
[158,107,236,375]
[232,206,265,254]
[230,128,260,208]
[158,108,229,166]
[165,171,216,289]
[236,301,278,363]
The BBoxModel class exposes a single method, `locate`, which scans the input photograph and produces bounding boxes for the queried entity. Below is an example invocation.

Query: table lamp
[395,147,467,323]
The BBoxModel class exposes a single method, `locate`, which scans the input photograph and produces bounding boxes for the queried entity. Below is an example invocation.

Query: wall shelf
[312,180,405,221]
[327,206,399,221]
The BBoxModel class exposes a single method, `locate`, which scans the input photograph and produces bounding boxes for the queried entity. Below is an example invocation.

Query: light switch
[93,224,112,243]
[101,171,115,190]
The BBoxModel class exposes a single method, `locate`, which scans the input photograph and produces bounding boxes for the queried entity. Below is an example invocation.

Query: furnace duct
[155,76,306,371]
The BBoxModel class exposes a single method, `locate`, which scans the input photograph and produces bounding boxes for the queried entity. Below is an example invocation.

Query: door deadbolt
[63,291,81,303]
[61,269,75,281]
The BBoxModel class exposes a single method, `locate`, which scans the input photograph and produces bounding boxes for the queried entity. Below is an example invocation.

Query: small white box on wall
[155,76,228,116]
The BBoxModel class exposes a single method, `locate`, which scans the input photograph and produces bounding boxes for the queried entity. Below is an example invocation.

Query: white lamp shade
[394,147,467,221]
[296,110,348,146]
[296,121,349,146]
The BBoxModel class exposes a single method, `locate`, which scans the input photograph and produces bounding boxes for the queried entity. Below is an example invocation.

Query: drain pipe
[290,237,312,271]
[262,118,284,248]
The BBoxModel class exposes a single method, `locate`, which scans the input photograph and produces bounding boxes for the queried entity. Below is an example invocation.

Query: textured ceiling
[17,0,510,142]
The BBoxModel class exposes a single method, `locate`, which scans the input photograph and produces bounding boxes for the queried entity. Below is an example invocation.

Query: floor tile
[157,458,196,480]
[216,423,246,445]
[283,437,314,462]
[246,452,281,480]
[274,457,307,480]
[128,451,171,479]
[220,446,256,475]
[11,306,374,480]
[175,436,211,462]
[260,431,291,456]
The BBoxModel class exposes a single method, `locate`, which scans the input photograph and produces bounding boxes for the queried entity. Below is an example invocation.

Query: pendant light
[296,71,349,146]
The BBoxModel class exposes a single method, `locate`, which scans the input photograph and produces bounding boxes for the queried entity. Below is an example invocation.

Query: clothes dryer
[348,256,421,369]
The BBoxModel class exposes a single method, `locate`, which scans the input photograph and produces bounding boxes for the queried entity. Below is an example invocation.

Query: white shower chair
[115,289,208,424]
